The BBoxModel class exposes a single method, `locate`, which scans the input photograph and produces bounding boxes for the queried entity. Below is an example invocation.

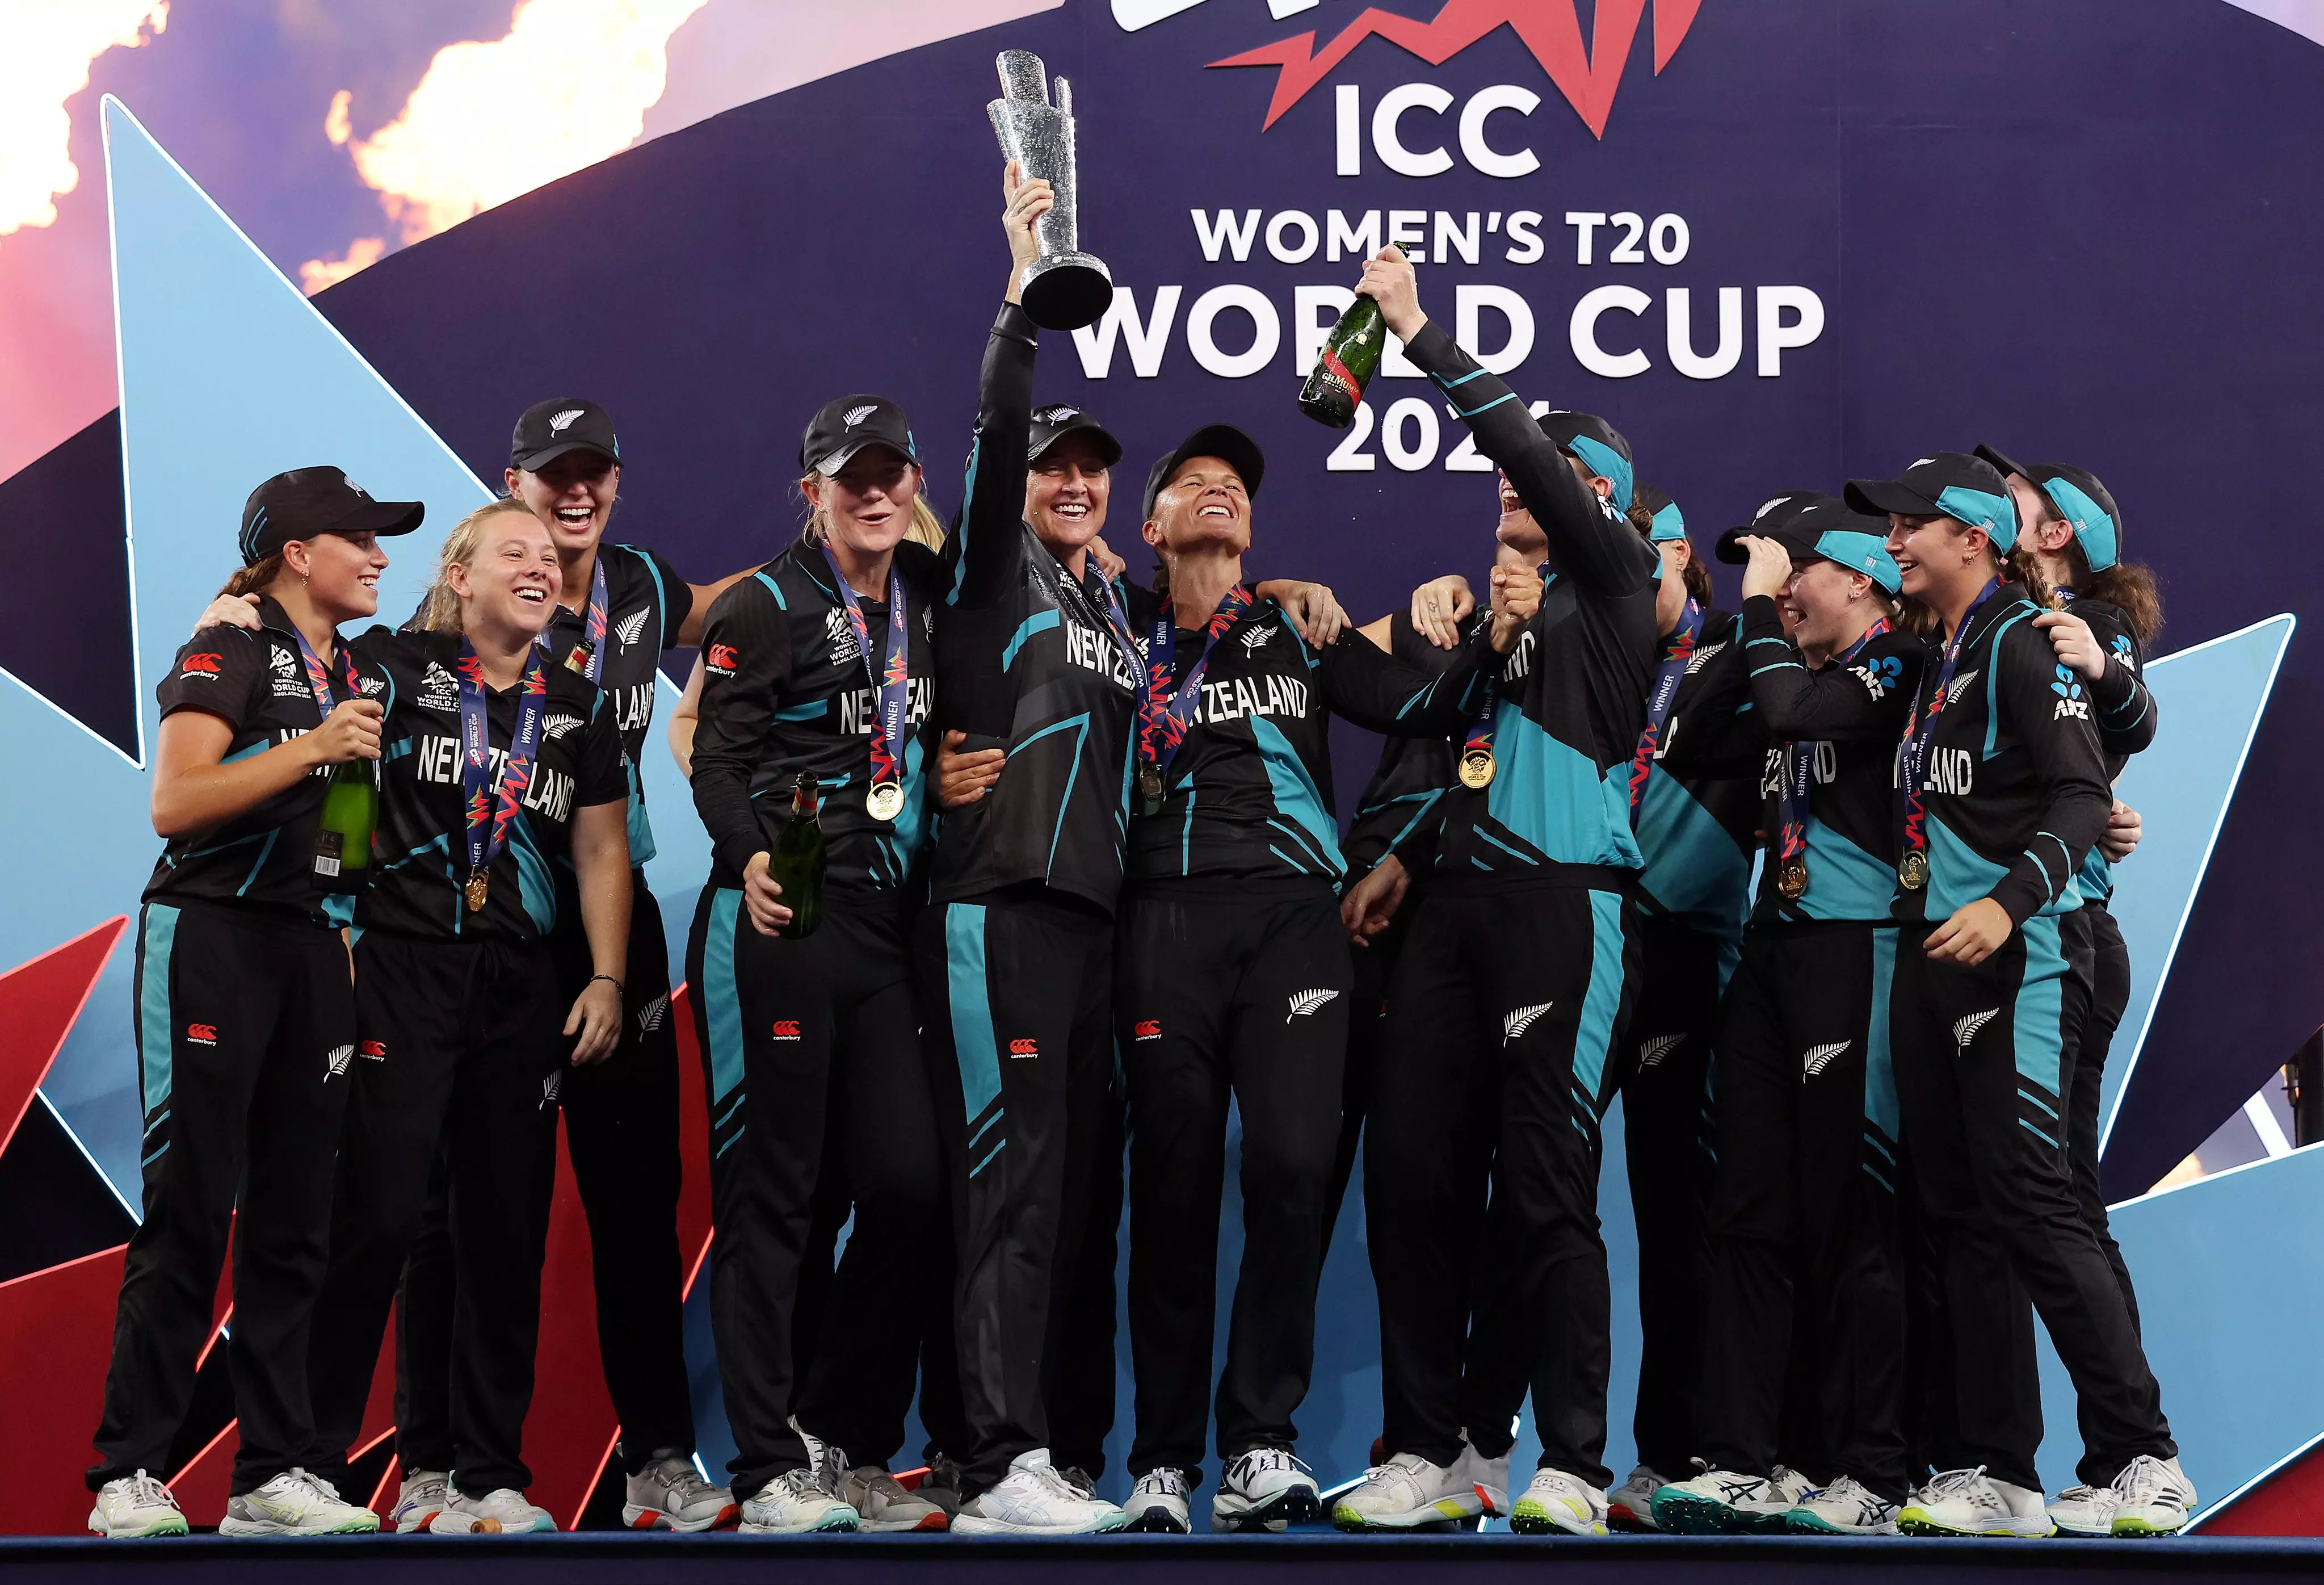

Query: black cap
[238,467,424,567]
[1843,451,2016,550]
[509,398,621,472]
[799,394,918,476]
[1536,410,1634,512]
[1973,442,2029,483]
[1633,479,1685,542]
[1714,490,1902,594]
[1143,424,1266,519]
[1976,447,2124,572]
[1028,403,1123,469]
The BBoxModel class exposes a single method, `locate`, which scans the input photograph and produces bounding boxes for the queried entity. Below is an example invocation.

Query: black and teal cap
[1537,410,1634,514]
[1716,490,1902,596]
[239,466,424,567]
[1844,451,2015,550]
[1973,444,2122,572]
[1634,480,1685,543]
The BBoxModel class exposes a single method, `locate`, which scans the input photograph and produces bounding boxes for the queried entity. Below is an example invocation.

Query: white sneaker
[1787,1475,1900,1536]
[1607,1465,1666,1533]
[623,1451,738,1532]
[1212,1447,1320,1532]
[1509,1467,1609,1536]
[88,1470,188,1538]
[842,1466,950,1533]
[2109,1453,2196,1537]
[1126,1467,1192,1533]
[389,1468,449,1533]
[952,1448,1128,1535]
[788,1416,844,1491]
[427,1486,557,1533]
[1331,1450,1485,1531]
[219,1467,380,1535]
[738,1467,860,1534]
[1652,1466,1794,1534]
[1455,1436,1510,1518]
[2048,1482,2118,1537]
[1899,1466,2054,1538]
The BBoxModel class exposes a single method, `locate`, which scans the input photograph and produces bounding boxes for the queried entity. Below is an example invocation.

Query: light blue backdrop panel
[2099,614,2295,1155]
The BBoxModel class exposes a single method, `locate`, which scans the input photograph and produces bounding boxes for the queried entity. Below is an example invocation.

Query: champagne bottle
[766,773,826,940]
[313,757,377,895]
[1296,257,1417,429]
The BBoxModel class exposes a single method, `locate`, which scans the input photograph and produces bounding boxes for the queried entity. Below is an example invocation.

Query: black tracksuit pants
[1890,915,2173,1492]
[914,887,1116,1495]
[1366,878,1640,1489]
[305,929,565,1496]
[1051,1086,1123,1481]
[1616,912,1727,1479]
[686,886,945,1497]
[397,872,695,1479]
[1325,886,1416,1254]
[90,901,355,1496]
[1116,886,1349,1479]
[1699,922,1908,1501]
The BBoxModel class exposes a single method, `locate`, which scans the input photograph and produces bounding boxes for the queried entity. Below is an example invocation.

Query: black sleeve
[1989,623,2114,927]
[637,545,692,648]
[1657,628,1767,777]
[1741,596,1927,743]
[1318,616,1501,736]
[577,687,631,808]
[2076,603,2158,758]
[943,302,1039,610]
[1403,318,1659,599]
[157,626,264,729]
[688,578,792,880]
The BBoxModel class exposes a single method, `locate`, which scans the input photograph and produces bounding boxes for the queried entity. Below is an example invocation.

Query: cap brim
[1973,442,2029,482]
[1714,526,1753,565]
[1031,421,1124,469]
[510,440,619,473]
[326,498,427,539]
[811,437,914,477]
[1843,479,1936,518]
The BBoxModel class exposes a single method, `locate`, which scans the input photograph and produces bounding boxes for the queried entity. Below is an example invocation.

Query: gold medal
[1898,849,1929,891]
[1135,762,1166,817]
[1777,859,1809,900]
[464,871,490,913]
[864,780,906,823]
[1458,749,1496,790]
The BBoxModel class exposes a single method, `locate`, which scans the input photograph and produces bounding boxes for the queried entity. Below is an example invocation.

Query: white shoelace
[1226,1448,1309,1486]
[1031,1461,1091,1504]
[1922,1465,1994,1505]
[122,1471,179,1511]
[2111,1456,2188,1506]
[1136,1467,1190,1498]
[277,1467,342,1506]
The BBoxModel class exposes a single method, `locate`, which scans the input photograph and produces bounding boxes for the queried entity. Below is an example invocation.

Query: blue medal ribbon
[817,543,911,791]
[1899,577,2003,864]
[1628,597,1705,812]
[539,557,610,682]
[287,623,360,720]
[1138,582,1253,788]
[457,640,551,903]
[1774,617,1892,889]
[1457,564,1549,781]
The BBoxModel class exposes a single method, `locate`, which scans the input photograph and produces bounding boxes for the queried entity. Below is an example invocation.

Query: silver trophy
[988,49,1113,332]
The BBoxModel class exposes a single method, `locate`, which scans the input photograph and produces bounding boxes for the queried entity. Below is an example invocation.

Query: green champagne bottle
[766,772,826,940]
[313,757,376,894]
[1296,257,1417,429]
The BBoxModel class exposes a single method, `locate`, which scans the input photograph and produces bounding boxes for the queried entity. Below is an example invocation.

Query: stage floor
[3,1531,2319,1583]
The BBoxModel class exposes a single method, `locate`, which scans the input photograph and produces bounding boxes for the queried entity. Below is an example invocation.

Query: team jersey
[929,301,1140,915]
[1342,614,1464,879]
[354,627,630,942]
[688,538,941,894]
[1409,320,1662,884]
[536,542,688,866]
[1893,588,2112,926]
[1631,608,1762,941]
[144,595,393,920]
[2061,594,2157,903]
[1120,590,1501,892]
[1738,595,1930,924]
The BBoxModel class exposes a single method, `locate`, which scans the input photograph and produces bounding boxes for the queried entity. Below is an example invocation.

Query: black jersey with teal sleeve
[2061,596,2156,903]
[142,595,394,920]
[1407,319,1662,883]
[354,628,629,942]
[536,542,686,865]
[1121,593,1501,892]
[1896,592,2112,927]
[1342,614,1463,879]
[687,539,940,895]
[1739,596,1928,924]
[1632,609,1762,940]
[928,300,1140,914]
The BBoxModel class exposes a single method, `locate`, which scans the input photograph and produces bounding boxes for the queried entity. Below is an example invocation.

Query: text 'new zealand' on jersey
[1407,318,1662,883]
[1632,609,1762,938]
[145,596,393,921]
[1895,590,2112,927]
[928,300,1141,915]
[355,627,630,942]
[538,542,686,866]
[1737,595,1929,925]
[688,539,940,894]
[1121,592,1502,892]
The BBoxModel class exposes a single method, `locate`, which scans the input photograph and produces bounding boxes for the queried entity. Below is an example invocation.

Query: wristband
[589,973,623,993]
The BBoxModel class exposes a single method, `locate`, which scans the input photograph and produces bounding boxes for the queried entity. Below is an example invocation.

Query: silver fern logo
[1241,626,1273,653]
[1286,988,1340,1022]
[541,1070,564,1109]
[323,1044,353,1080]
[1953,1008,2001,1050]
[1801,1040,1851,1077]
[1684,640,1728,674]
[1638,1031,1684,1069]
[637,993,669,1035]
[843,404,879,426]
[541,712,583,741]
[1945,669,1980,705]
[548,408,585,433]
[615,608,650,650]
[1503,1003,1554,1044]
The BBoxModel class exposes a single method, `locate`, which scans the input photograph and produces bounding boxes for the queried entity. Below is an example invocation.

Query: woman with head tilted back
[296,497,634,1536]
[85,468,415,1540]
[1842,452,2184,1540]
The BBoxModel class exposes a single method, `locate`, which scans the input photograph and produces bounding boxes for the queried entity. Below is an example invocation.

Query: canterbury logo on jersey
[410,736,579,823]
[1194,671,1312,727]
[1638,1031,1683,1069]
[186,1022,218,1045]
[637,993,668,1034]
[1286,989,1340,1021]
[1133,1019,1161,1041]
[706,644,740,674]
[1801,1040,1850,1077]
[771,1020,801,1039]
[1953,1008,2000,1050]
[359,1039,388,1060]
[541,1071,564,1108]
[1683,639,1728,675]
[180,653,224,677]
[1008,1038,1039,1057]
[1503,1003,1553,1043]
[324,1044,354,1079]
[615,608,651,651]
